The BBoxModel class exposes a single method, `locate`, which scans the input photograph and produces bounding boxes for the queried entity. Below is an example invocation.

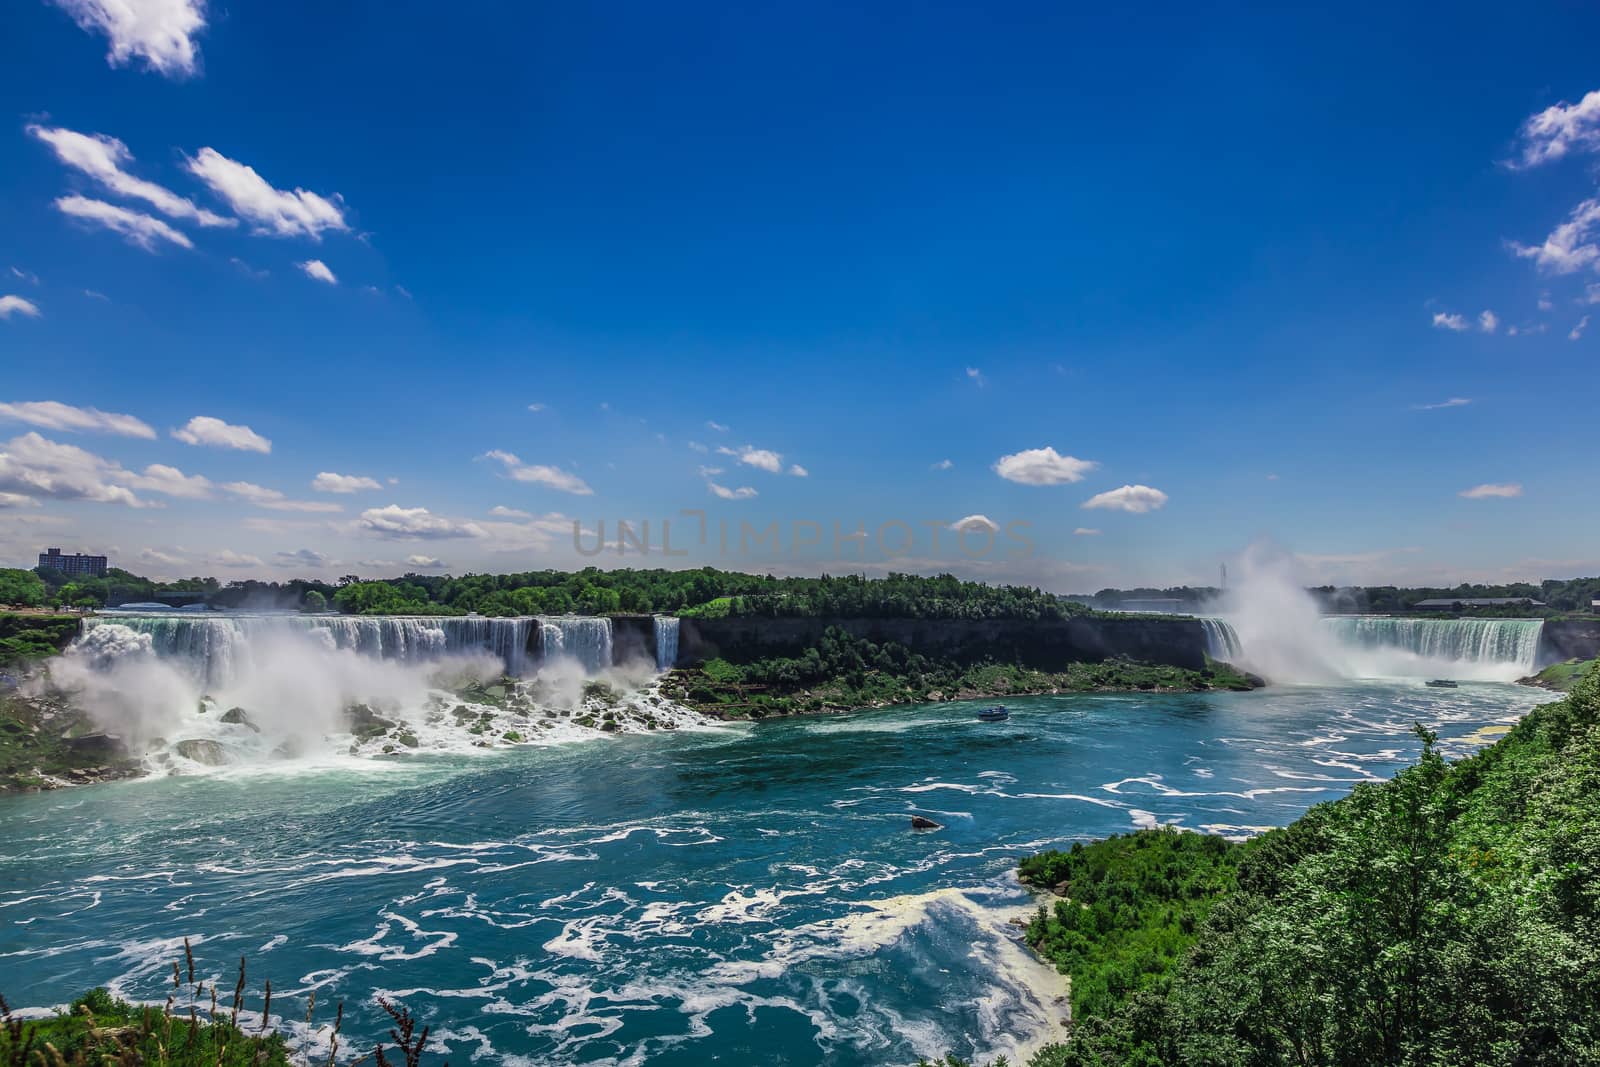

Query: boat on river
[976,705,1010,722]
[1425,679,1459,688]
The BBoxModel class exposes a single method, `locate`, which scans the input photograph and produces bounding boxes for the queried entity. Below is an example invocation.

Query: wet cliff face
[1540,619,1600,665]
[677,616,1210,671]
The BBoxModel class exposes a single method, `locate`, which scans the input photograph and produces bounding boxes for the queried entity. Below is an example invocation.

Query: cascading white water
[1320,617,1544,677]
[1199,618,1243,662]
[654,616,680,671]
[537,616,614,674]
[87,613,539,687]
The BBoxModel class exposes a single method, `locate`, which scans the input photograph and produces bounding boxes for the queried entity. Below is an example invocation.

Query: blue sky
[2,0,1598,590]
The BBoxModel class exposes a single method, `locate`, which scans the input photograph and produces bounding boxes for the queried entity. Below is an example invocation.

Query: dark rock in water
[394,730,420,748]
[1244,672,1268,689]
[219,707,259,732]
[174,739,227,766]
[346,703,397,736]
[910,815,942,831]
[66,732,125,759]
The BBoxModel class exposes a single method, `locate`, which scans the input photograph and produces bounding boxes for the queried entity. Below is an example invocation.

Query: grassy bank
[999,673,1600,1066]
[662,626,1259,719]
[1519,655,1599,692]
[0,612,79,668]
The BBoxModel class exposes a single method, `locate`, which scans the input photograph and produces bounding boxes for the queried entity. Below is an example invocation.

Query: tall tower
[1220,562,1227,590]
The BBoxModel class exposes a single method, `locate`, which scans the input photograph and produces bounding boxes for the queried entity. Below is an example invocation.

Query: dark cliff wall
[1539,619,1600,666]
[610,615,657,665]
[677,615,1209,671]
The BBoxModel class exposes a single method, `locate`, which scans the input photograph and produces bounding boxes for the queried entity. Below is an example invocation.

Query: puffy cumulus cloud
[479,450,593,495]
[172,415,271,453]
[272,548,327,568]
[0,491,40,509]
[209,549,263,569]
[405,554,448,570]
[993,446,1098,486]
[716,444,788,474]
[1431,311,1469,331]
[129,462,212,498]
[312,471,380,493]
[55,195,192,250]
[1509,198,1600,274]
[1082,484,1169,513]
[359,504,487,540]
[0,401,154,438]
[27,125,231,227]
[1479,310,1499,333]
[49,0,207,78]
[950,514,999,534]
[0,432,146,507]
[1509,89,1600,169]
[707,482,757,500]
[1459,482,1523,499]
[0,296,42,320]
[298,259,337,285]
[138,547,186,567]
[185,148,348,239]
[788,464,809,477]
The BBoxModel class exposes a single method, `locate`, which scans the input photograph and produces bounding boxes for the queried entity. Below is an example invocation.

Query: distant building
[1592,598,1600,614]
[1413,596,1544,611]
[37,547,108,578]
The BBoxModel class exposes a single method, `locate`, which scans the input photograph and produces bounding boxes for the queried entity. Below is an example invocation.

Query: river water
[0,681,1547,1065]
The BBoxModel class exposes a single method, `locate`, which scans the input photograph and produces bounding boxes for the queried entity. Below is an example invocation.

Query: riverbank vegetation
[1519,655,1598,692]
[0,612,78,666]
[1004,672,1600,1066]
[662,627,1257,718]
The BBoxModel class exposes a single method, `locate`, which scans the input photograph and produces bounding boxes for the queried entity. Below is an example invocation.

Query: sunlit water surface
[0,682,1548,1065]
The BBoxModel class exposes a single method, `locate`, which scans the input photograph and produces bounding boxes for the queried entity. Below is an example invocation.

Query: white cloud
[950,514,999,534]
[172,415,271,453]
[488,505,533,519]
[28,125,231,227]
[1073,527,1101,536]
[0,400,154,437]
[993,446,1098,486]
[49,0,207,78]
[931,459,953,471]
[0,296,43,320]
[1509,89,1600,169]
[788,464,809,477]
[139,547,186,567]
[716,444,784,473]
[706,420,729,432]
[1539,291,1554,311]
[687,441,709,453]
[1478,309,1498,333]
[527,403,547,413]
[210,549,263,569]
[965,367,986,386]
[1082,484,1169,513]
[185,148,348,239]
[0,492,39,509]
[84,289,109,301]
[1571,314,1590,341]
[404,554,447,570]
[55,195,193,250]
[1431,311,1469,331]
[272,548,327,568]
[696,465,724,478]
[0,432,146,507]
[1412,397,1471,411]
[298,259,337,285]
[1459,483,1523,499]
[229,257,268,279]
[1510,198,1600,274]
[480,450,593,495]
[130,462,212,498]
[10,267,40,285]
[707,482,757,500]
[359,504,487,540]
[312,471,380,493]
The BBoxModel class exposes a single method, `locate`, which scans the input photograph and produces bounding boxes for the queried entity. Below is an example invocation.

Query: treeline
[1004,672,1600,1066]
[1083,577,1600,615]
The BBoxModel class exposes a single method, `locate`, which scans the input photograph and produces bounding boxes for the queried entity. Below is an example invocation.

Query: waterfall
[85,613,538,688]
[1199,618,1243,662]
[1320,617,1544,676]
[654,616,680,671]
[536,616,614,674]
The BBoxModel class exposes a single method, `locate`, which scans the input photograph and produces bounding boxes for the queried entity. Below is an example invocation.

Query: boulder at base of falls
[219,707,259,732]
[174,739,228,766]
[910,815,942,831]
[65,732,126,760]
[345,703,397,737]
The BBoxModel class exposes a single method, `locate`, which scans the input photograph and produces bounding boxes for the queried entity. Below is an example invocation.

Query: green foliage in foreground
[1009,673,1600,1067]
[0,613,79,666]
[1020,829,1244,1023]
[667,627,1255,717]
[1,987,291,1066]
